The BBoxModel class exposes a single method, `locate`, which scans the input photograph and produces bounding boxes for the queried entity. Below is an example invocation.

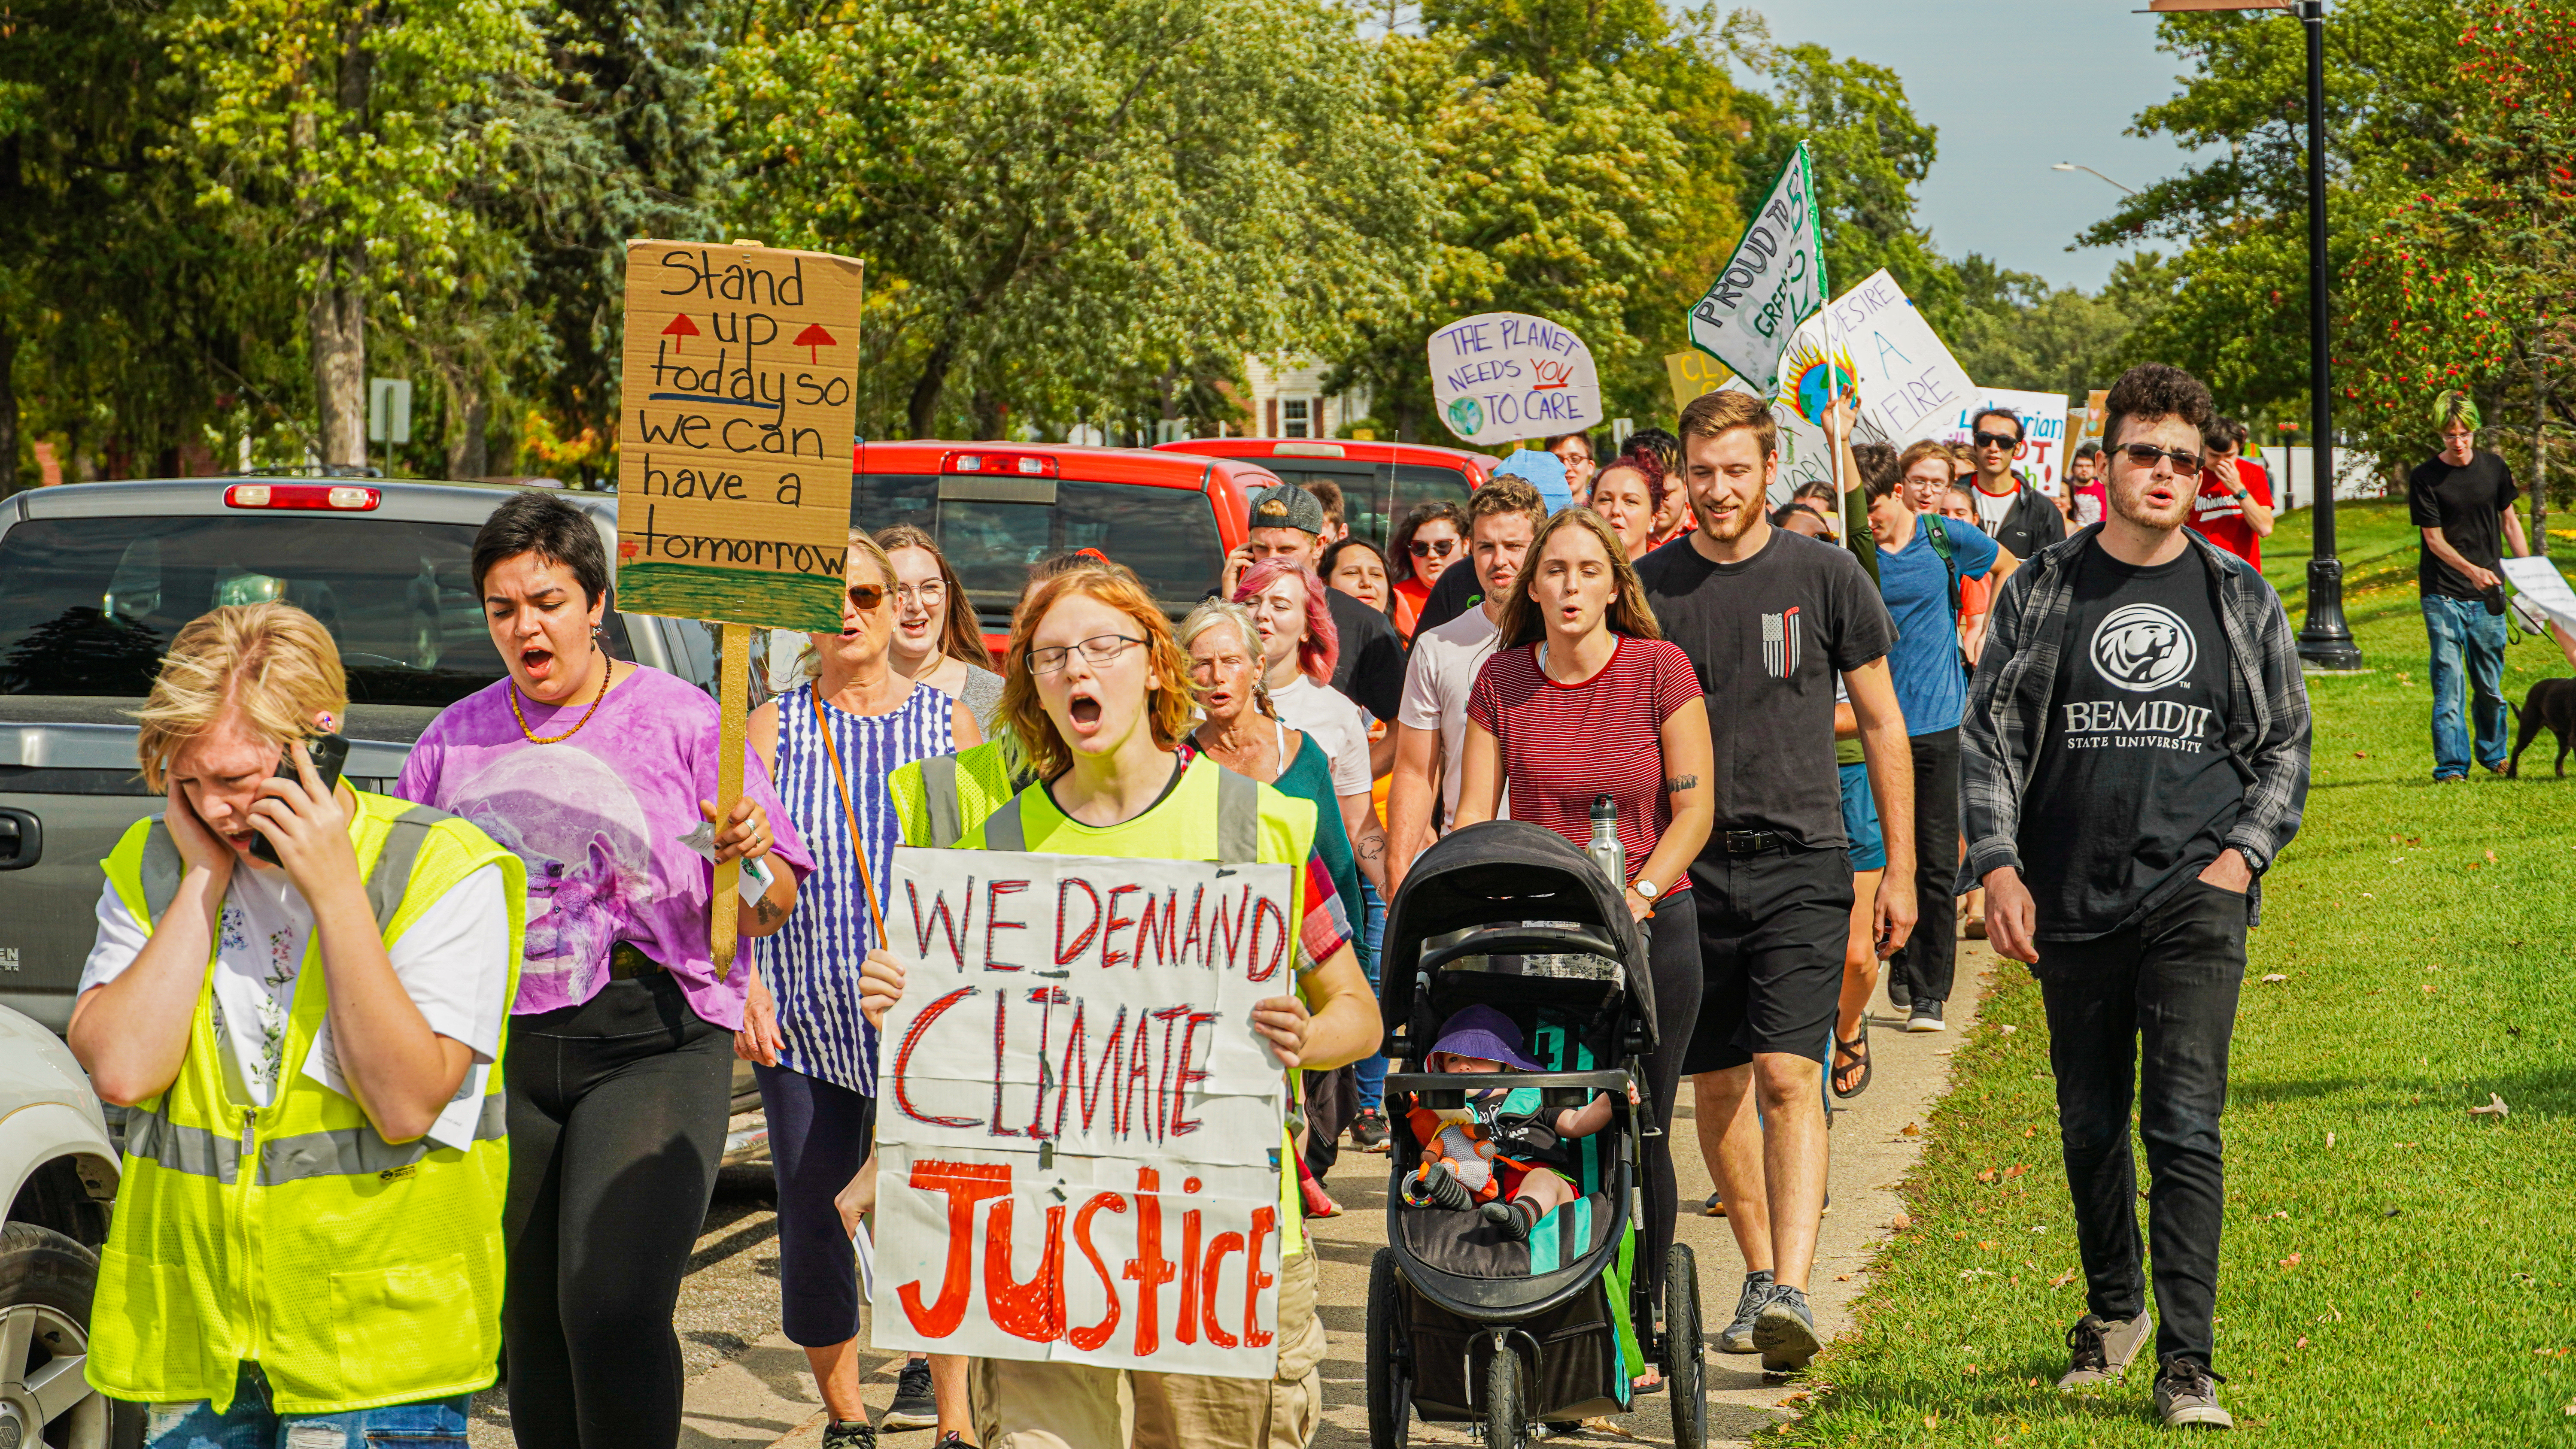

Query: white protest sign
[1781,270,1976,449]
[1943,387,2072,496]
[1688,142,1827,387]
[870,848,1294,1378]
[2503,557,2576,634]
[1716,376,1827,508]
[1428,313,1602,447]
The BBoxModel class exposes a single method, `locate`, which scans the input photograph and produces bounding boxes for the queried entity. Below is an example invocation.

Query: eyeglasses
[846,584,887,611]
[2115,442,2206,474]
[1028,633,1144,675]
[1971,430,2023,450]
[894,582,945,607]
[1409,537,1458,558]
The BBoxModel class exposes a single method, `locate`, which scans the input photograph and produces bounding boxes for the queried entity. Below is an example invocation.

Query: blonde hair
[135,603,348,791]
[999,570,1195,780]
[1495,508,1664,649]
[791,528,900,685]
[1177,600,1276,721]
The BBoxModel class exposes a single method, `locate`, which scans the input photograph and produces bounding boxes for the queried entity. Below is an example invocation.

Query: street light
[2051,161,2139,197]
[2144,0,2360,668]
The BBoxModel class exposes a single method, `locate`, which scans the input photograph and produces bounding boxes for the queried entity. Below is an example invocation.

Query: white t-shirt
[1396,604,1504,823]
[1972,482,2015,535]
[1270,673,1373,800]
[81,862,511,1145]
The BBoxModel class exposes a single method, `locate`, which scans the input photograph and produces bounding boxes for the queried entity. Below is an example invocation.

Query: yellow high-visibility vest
[86,791,524,1415]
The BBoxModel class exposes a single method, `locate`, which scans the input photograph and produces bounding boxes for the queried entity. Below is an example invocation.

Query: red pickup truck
[1150,437,1494,549]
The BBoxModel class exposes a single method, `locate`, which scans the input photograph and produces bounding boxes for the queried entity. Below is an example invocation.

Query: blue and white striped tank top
[758,680,951,1094]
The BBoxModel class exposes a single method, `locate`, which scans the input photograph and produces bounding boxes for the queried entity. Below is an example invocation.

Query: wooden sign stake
[712,622,750,976]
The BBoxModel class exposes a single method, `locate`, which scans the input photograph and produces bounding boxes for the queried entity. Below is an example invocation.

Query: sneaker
[822,1421,878,1449]
[1752,1285,1822,1372]
[1717,1269,1774,1353]
[2152,1358,2234,1429]
[883,1356,937,1429]
[1350,1108,1391,1153]
[2057,1312,2153,1390]
[1905,1000,1946,1032]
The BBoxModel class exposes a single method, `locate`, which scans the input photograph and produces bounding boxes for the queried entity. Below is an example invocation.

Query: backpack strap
[920,755,966,849]
[1923,515,1962,616]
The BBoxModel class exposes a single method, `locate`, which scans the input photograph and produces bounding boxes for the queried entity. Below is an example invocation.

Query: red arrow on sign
[662,315,700,353]
[793,322,836,363]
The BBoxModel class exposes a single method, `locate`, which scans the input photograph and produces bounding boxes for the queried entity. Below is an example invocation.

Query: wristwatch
[1633,877,1660,900]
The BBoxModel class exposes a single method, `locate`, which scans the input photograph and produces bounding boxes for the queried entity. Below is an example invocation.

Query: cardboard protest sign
[1781,270,1975,449]
[1944,387,2073,496]
[870,848,1294,1378]
[1664,349,1732,415]
[1688,142,1827,387]
[617,240,862,634]
[1429,313,1601,447]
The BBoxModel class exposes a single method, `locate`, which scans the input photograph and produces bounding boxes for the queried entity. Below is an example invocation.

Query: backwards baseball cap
[1245,482,1326,536]
[1428,1004,1545,1072]
[2434,389,2482,433]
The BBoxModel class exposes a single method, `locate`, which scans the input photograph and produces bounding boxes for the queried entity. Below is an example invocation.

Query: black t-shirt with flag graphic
[2019,537,2246,940]
[1636,526,1896,848]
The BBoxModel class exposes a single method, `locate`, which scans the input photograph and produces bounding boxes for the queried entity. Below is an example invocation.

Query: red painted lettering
[1133,887,1179,969]
[1243,1206,1276,1348]
[894,988,983,1129]
[1248,894,1288,984]
[1150,1006,1191,1142]
[1209,886,1248,972]
[1024,987,1072,1137]
[896,1160,1012,1337]
[1169,1010,1218,1137]
[987,989,1022,1137]
[1179,884,1206,965]
[905,880,972,967]
[1199,1232,1242,1348]
[1176,1205,1203,1346]
[984,879,1029,970]
[1068,1192,1126,1351]
[1100,883,1141,969]
[1057,1004,1126,1137]
[1122,1167,1175,1356]
[982,1198,1066,1342]
[1054,878,1102,966]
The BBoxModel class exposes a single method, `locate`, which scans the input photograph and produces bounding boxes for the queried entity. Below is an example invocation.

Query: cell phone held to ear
[250,732,351,865]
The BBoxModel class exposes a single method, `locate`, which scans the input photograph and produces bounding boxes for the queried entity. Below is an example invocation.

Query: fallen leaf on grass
[2327,1131,2336,1147]
[2049,1267,2080,1288]
[1997,1024,2017,1035]
[2536,1347,2573,1358]
[2260,973,2290,984]
[1900,1122,1920,1137]
[2471,1093,2510,1119]
[2279,1253,2303,1267]
[2004,1163,2029,1179]
[1835,1273,1852,1282]
[2422,984,2439,994]
[1890,1213,1913,1231]
[1978,1168,1998,1183]
[1924,1415,1941,1430]
[1979,1240,1999,1250]
[2353,750,2369,758]
[2486,849,2498,863]
[2296,1336,2309,1349]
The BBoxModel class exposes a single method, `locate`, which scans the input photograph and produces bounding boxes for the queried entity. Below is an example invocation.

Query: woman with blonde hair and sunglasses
[857,567,1379,1449]
[872,522,1006,738]
[744,531,979,1449]
[1451,506,1714,1378]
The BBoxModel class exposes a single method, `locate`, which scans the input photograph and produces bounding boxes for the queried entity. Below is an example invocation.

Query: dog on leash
[2509,677,2576,777]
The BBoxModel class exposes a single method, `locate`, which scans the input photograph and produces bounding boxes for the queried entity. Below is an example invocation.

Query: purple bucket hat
[1428,1004,1544,1071]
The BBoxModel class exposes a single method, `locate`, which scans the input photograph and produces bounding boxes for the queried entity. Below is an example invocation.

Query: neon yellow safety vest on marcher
[85,791,525,1416]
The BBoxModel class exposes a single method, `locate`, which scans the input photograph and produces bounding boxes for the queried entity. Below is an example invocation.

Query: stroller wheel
[1664,1243,1708,1449]
[1484,1337,1526,1449]
[1366,1248,1413,1448]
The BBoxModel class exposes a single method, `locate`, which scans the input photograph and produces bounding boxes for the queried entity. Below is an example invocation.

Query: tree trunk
[0,311,18,497]
[2535,352,2551,557]
[444,364,490,479]
[311,249,368,467]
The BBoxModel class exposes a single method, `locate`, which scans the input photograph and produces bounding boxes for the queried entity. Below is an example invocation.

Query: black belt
[609,943,663,980]
[1718,831,1787,856]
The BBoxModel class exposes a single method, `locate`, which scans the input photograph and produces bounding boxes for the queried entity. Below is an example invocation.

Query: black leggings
[503,972,734,1449]
[1638,891,1702,1319]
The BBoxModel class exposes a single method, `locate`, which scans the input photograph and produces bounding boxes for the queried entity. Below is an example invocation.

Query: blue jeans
[1355,879,1387,1111]
[140,1364,471,1446]
[2424,594,2508,777]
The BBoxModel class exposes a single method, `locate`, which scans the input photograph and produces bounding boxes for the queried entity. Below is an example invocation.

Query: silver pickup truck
[0,476,770,1159]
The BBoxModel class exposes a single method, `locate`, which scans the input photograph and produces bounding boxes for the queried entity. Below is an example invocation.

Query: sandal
[1832,1018,1873,1100]
[1704,1191,1727,1218]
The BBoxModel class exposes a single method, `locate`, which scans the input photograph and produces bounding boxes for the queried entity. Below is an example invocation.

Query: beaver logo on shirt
[2090,602,2196,693]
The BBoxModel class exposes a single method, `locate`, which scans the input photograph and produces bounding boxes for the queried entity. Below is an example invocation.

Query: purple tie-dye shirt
[397,664,811,1027]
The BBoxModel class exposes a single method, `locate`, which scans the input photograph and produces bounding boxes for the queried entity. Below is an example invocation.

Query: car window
[1261,463,1391,552]
[1390,463,1474,551]
[852,475,1222,630]
[0,515,629,703]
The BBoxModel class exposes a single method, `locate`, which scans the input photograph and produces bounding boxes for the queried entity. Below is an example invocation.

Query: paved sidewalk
[521,948,1998,1449]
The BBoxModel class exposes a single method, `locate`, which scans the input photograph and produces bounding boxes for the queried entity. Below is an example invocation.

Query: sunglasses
[846,583,887,610]
[2115,442,2206,474]
[1971,430,2023,450]
[1409,537,1458,558]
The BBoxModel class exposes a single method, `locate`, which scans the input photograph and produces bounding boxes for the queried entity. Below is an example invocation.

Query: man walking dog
[1963,364,2312,1430]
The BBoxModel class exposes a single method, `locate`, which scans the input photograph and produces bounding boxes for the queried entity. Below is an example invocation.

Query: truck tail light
[941,451,1059,479]
[225,483,382,511]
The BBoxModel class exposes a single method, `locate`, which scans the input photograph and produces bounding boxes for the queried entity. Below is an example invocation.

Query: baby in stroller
[1399,1004,1621,1242]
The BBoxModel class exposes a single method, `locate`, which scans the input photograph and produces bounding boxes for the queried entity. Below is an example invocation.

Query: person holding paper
[2411,390,2532,781]
[397,491,811,1449]
[859,566,1380,1449]
[745,530,981,1449]
[70,603,523,1445]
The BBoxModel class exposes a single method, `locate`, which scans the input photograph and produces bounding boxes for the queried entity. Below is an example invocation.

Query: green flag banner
[1686,142,1826,388]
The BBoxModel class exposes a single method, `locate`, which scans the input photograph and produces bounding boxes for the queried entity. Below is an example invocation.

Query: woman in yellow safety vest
[70,602,525,1444]
[857,566,1381,1449]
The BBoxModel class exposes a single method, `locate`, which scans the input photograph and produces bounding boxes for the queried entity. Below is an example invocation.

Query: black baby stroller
[1364,821,1707,1448]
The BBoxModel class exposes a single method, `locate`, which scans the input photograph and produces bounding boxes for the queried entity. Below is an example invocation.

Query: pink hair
[1233,557,1338,684]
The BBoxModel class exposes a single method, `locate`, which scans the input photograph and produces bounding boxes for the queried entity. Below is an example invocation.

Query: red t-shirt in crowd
[2188,458,2272,567]
[1465,634,1703,893]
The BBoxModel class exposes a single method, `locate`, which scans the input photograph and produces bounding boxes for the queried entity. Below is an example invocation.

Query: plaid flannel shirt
[1958,522,2312,925]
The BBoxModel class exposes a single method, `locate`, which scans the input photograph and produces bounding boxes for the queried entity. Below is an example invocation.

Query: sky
[1754,0,2220,294]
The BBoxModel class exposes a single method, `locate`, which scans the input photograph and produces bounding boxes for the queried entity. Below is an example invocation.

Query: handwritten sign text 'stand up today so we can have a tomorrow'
[869,848,1296,1379]
[617,240,862,634]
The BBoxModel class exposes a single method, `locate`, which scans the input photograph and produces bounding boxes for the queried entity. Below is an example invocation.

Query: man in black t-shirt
[2409,390,2532,781]
[1963,364,2312,1431]
[1634,388,1912,1374]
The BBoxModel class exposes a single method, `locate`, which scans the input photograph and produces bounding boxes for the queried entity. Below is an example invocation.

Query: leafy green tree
[1947,252,2177,398]
[719,0,1429,440]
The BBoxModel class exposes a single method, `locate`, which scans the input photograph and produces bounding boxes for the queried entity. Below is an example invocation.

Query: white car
[0,1003,133,1449]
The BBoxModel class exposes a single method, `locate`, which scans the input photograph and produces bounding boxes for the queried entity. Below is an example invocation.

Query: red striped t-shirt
[1466,635,1703,892]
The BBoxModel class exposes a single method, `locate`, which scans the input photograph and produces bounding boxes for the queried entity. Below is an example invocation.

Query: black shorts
[1679,843,1854,1073]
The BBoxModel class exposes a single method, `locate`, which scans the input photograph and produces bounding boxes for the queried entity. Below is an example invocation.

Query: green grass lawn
[1781,500,2576,1447]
